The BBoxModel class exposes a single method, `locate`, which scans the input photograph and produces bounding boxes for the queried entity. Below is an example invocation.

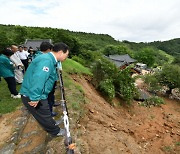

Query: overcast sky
[0,0,180,42]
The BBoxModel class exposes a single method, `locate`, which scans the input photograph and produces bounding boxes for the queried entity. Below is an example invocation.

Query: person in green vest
[0,49,21,98]
[20,42,69,136]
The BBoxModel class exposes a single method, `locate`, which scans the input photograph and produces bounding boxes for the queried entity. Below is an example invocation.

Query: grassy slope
[0,78,21,114]
[61,59,92,119]
[62,58,92,76]
[0,59,91,115]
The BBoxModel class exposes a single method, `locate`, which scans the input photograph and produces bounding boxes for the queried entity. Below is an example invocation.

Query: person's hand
[28,101,39,107]
[18,65,24,70]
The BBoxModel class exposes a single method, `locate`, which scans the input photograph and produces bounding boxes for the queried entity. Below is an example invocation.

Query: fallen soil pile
[72,76,180,154]
[0,75,179,154]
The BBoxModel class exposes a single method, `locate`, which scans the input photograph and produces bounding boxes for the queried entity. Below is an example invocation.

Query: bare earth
[0,75,179,154]
[73,76,180,154]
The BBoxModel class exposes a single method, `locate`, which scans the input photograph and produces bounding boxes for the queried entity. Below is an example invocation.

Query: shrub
[144,74,161,93]
[78,50,102,67]
[114,67,136,102]
[72,56,86,66]
[144,96,164,106]
[158,64,180,94]
[92,57,118,86]
[98,79,115,101]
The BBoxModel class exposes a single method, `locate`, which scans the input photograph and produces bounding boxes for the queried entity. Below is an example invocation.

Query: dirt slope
[0,75,179,154]
[73,76,180,154]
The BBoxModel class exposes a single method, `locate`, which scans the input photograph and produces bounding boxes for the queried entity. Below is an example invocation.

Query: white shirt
[50,52,57,63]
[10,52,24,66]
[17,50,29,60]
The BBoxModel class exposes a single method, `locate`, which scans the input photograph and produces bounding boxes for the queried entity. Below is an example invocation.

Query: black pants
[21,59,28,71]
[4,77,18,95]
[48,81,57,113]
[21,95,60,135]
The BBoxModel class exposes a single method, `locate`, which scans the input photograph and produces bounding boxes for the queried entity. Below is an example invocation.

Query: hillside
[0,59,179,153]
[0,74,180,154]
[0,24,119,52]
[149,38,180,55]
[122,38,180,56]
[1,24,180,56]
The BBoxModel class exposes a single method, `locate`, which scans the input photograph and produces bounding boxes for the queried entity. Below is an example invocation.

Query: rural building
[23,39,52,50]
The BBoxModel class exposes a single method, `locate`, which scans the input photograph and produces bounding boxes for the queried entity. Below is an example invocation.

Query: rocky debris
[0,143,15,154]
[0,108,49,154]
[170,88,180,100]
[0,110,29,153]
[1,75,180,154]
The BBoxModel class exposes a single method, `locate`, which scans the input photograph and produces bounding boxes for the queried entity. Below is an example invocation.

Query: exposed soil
[72,76,180,154]
[0,110,21,148]
[0,75,179,154]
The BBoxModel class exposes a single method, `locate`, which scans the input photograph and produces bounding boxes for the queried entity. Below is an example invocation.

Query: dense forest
[0,24,180,103]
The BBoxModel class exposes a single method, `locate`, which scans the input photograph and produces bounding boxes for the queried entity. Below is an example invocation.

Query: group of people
[0,42,69,136]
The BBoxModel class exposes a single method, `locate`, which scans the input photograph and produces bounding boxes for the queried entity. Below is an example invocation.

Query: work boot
[53,102,61,107]
[56,128,65,136]
[51,111,58,117]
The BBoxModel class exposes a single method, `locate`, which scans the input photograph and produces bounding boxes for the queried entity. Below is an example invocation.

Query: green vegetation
[176,142,180,146]
[62,58,92,76]
[92,57,137,103]
[114,67,137,103]
[98,79,115,102]
[134,48,155,67]
[0,58,91,115]
[59,60,92,122]
[162,146,173,152]
[144,74,161,93]
[173,55,180,65]
[158,64,180,94]
[0,24,179,112]
[144,96,164,106]
[150,38,180,55]
[0,78,22,114]
[102,44,133,57]
[144,64,180,95]
[154,50,174,66]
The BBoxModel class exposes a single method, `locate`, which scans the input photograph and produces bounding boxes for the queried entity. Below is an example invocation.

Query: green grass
[176,142,180,146]
[0,78,22,114]
[55,71,87,123]
[0,59,91,115]
[62,58,92,76]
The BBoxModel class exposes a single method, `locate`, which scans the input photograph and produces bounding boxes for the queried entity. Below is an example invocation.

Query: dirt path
[73,76,180,154]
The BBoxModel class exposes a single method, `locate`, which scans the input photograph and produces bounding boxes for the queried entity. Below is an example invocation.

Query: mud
[0,75,179,154]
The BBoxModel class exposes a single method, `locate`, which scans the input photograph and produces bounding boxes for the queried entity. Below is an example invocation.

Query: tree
[158,64,180,94]
[13,26,27,44]
[92,58,137,103]
[52,30,81,57]
[103,45,133,57]
[0,31,12,51]
[92,57,118,86]
[98,79,115,101]
[134,47,155,67]
[173,55,180,65]
[114,67,136,102]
